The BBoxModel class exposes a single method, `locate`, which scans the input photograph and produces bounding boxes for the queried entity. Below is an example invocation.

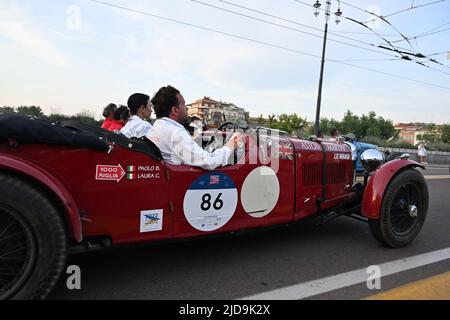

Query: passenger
[317,129,324,139]
[147,85,242,170]
[330,128,340,142]
[108,105,130,133]
[120,93,153,138]
[101,103,117,130]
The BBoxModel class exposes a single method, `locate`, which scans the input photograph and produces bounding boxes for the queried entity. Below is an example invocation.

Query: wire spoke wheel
[369,169,428,248]
[390,183,421,236]
[0,174,67,300]
[0,204,36,299]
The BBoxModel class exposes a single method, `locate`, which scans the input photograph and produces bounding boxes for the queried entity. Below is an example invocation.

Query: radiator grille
[302,163,322,186]
[326,163,347,184]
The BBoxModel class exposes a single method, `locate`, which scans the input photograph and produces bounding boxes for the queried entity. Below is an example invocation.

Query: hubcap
[409,205,418,218]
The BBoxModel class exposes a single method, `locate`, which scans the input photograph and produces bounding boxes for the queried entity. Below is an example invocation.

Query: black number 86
[201,193,224,211]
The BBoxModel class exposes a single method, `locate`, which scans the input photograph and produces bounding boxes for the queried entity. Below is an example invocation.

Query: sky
[0,0,449,124]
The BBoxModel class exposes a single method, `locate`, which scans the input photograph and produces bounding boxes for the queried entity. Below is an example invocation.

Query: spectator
[101,103,117,130]
[120,93,153,138]
[418,142,428,164]
[108,105,130,133]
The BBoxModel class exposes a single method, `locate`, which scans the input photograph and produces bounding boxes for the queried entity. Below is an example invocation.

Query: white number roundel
[183,173,238,232]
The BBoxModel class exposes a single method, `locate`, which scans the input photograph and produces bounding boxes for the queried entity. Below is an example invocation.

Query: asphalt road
[48,168,450,300]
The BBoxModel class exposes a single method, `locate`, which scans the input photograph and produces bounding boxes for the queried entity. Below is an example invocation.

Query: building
[395,123,427,146]
[187,96,248,127]
[187,97,218,122]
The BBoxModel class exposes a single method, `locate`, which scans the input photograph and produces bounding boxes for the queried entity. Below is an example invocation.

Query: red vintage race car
[0,114,428,300]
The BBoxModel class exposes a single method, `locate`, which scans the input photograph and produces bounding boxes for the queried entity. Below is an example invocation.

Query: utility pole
[313,0,342,137]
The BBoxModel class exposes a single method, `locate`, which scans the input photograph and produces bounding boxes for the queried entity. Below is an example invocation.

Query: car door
[166,134,295,239]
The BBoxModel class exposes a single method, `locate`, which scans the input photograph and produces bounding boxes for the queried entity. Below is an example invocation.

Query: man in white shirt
[120,93,153,138]
[148,86,241,170]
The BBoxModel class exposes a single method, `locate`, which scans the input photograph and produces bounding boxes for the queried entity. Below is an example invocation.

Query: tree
[72,111,101,126]
[257,114,265,126]
[268,114,277,128]
[441,124,450,143]
[16,105,45,117]
[340,110,360,136]
[418,123,440,144]
[47,113,72,123]
[0,106,14,114]
[273,113,308,134]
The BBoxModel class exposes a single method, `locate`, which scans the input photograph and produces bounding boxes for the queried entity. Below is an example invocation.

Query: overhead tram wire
[294,0,450,70]
[203,0,404,56]
[364,0,448,24]
[293,0,417,60]
[189,0,403,59]
[333,58,399,62]
[417,21,450,36]
[219,0,441,67]
[295,0,413,51]
[338,0,415,51]
[197,0,450,72]
[216,0,400,38]
[88,0,450,90]
[327,59,450,89]
[326,30,399,37]
[391,22,450,44]
[194,0,450,73]
[411,26,450,39]
[88,0,320,59]
[426,50,450,57]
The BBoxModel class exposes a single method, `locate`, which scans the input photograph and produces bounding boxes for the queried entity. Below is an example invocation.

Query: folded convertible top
[0,113,162,161]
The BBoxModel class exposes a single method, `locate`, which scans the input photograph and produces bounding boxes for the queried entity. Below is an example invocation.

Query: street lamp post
[313,0,342,137]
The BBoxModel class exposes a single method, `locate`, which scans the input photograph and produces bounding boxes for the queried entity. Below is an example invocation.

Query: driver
[147,85,242,170]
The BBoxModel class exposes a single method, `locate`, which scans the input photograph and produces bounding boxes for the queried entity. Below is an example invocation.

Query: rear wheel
[0,173,67,299]
[369,169,428,248]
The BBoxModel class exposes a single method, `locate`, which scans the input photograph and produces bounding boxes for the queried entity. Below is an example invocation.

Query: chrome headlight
[360,149,385,172]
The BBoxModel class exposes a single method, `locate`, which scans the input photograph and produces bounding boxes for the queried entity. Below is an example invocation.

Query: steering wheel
[205,122,238,152]
[204,122,245,164]
[217,122,238,132]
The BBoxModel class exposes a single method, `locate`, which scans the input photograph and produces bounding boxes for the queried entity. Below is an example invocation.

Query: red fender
[361,159,425,220]
[0,153,82,242]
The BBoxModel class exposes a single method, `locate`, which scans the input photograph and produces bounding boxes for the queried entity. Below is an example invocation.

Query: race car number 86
[201,193,224,211]
[183,173,238,232]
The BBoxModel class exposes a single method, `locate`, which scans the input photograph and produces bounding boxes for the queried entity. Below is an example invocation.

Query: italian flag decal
[127,166,136,172]
[127,173,136,180]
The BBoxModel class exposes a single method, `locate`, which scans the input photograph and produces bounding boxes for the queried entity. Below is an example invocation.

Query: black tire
[369,169,428,248]
[0,173,67,300]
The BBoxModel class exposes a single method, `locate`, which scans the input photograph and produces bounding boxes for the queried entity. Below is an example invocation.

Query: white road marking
[424,175,450,180]
[239,247,450,300]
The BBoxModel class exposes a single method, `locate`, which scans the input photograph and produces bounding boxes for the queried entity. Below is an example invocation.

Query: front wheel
[0,173,67,299]
[369,169,428,248]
